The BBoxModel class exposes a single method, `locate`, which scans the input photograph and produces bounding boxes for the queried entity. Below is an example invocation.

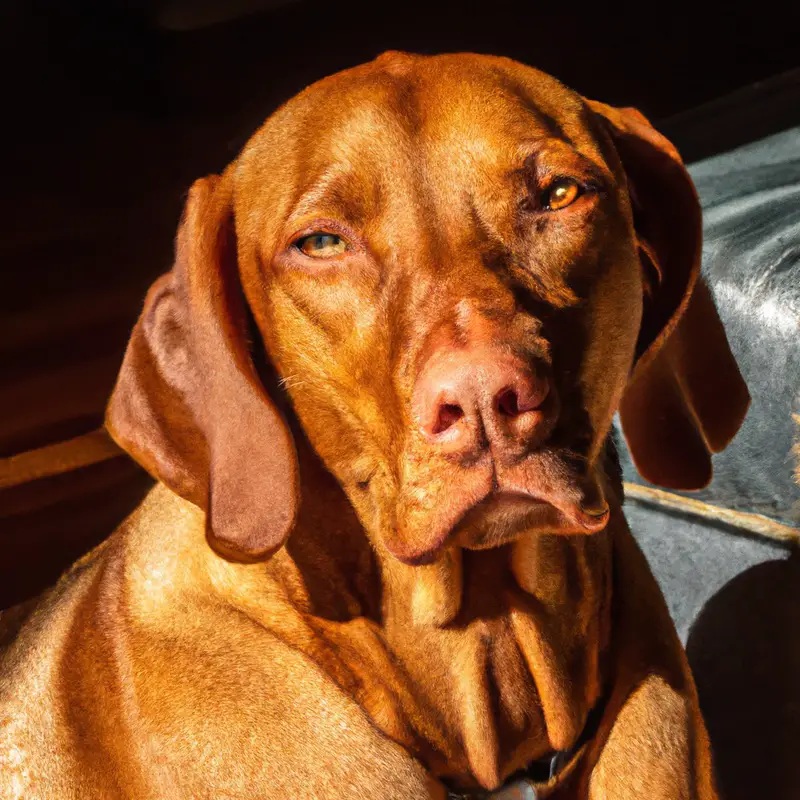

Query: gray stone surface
[626,496,800,800]
[625,501,790,643]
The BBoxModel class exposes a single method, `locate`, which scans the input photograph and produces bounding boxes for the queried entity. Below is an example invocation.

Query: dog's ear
[106,175,299,561]
[588,101,749,490]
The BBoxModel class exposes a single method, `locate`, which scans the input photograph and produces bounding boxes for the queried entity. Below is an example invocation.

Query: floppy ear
[106,175,299,561]
[588,101,750,490]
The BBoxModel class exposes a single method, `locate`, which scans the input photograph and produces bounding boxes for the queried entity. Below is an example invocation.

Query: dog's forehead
[240,53,601,182]
[232,54,613,249]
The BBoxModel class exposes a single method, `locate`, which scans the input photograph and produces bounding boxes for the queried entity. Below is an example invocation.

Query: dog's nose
[413,346,554,461]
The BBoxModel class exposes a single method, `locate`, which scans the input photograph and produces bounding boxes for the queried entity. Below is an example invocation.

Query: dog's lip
[386,446,612,565]
[455,489,609,547]
[385,529,454,566]
[453,491,551,551]
[466,485,610,530]
[474,490,549,511]
[571,504,610,529]
[386,483,609,566]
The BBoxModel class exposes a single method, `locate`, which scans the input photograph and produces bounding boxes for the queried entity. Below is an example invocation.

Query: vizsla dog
[0,52,749,798]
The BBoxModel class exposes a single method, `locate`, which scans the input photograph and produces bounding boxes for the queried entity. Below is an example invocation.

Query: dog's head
[107,52,749,567]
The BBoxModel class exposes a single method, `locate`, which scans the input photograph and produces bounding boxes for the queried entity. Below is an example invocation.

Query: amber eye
[542,178,581,211]
[295,232,348,258]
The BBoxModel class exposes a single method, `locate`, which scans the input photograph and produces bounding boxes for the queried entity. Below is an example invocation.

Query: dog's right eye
[294,233,348,258]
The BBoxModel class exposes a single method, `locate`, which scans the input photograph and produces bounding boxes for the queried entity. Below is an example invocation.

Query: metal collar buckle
[446,750,565,800]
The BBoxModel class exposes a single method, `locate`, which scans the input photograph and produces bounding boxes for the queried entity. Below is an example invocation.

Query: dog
[0,52,749,798]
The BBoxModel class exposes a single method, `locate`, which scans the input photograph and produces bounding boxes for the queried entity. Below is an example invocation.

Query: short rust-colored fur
[0,53,748,798]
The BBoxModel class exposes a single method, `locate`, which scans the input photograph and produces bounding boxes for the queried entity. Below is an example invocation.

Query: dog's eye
[295,233,347,258]
[541,178,581,211]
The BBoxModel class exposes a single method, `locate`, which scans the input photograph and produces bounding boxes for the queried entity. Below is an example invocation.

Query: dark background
[2,0,800,604]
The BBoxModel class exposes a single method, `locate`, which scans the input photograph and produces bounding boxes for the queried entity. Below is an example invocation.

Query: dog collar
[444,696,605,800]
[445,749,567,800]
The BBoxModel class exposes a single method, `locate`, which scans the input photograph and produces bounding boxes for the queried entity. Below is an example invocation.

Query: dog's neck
[273,442,616,790]
[380,530,613,787]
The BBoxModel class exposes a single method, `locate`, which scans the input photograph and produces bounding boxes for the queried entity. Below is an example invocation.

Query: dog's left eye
[294,233,348,258]
[541,178,581,211]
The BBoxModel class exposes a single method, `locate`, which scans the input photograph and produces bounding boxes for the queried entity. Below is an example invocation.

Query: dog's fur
[0,52,749,798]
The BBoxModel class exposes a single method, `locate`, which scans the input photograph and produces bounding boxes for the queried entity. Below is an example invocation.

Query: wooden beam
[624,482,799,545]
[0,429,124,490]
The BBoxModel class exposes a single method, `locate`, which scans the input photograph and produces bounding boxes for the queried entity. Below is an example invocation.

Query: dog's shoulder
[0,486,201,790]
[0,486,440,798]
[1,483,199,649]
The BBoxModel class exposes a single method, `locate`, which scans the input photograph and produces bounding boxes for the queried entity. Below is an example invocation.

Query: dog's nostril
[496,388,521,417]
[495,379,548,419]
[432,403,464,435]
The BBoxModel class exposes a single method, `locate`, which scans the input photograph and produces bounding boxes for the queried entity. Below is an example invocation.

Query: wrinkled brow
[290,166,375,225]
[512,139,611,184]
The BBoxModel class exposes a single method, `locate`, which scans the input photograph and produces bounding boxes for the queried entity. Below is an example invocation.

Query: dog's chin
[385,449,610,566]
[453,493,565,551]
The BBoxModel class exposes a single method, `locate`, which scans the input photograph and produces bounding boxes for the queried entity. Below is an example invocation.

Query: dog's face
[107,52,749,565]
[236,53,640,564]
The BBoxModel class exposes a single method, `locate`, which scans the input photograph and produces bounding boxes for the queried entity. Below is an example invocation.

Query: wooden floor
[2,1,799,608]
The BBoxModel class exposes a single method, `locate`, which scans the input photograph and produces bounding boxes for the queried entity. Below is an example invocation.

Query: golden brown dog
[0,52,749,798]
